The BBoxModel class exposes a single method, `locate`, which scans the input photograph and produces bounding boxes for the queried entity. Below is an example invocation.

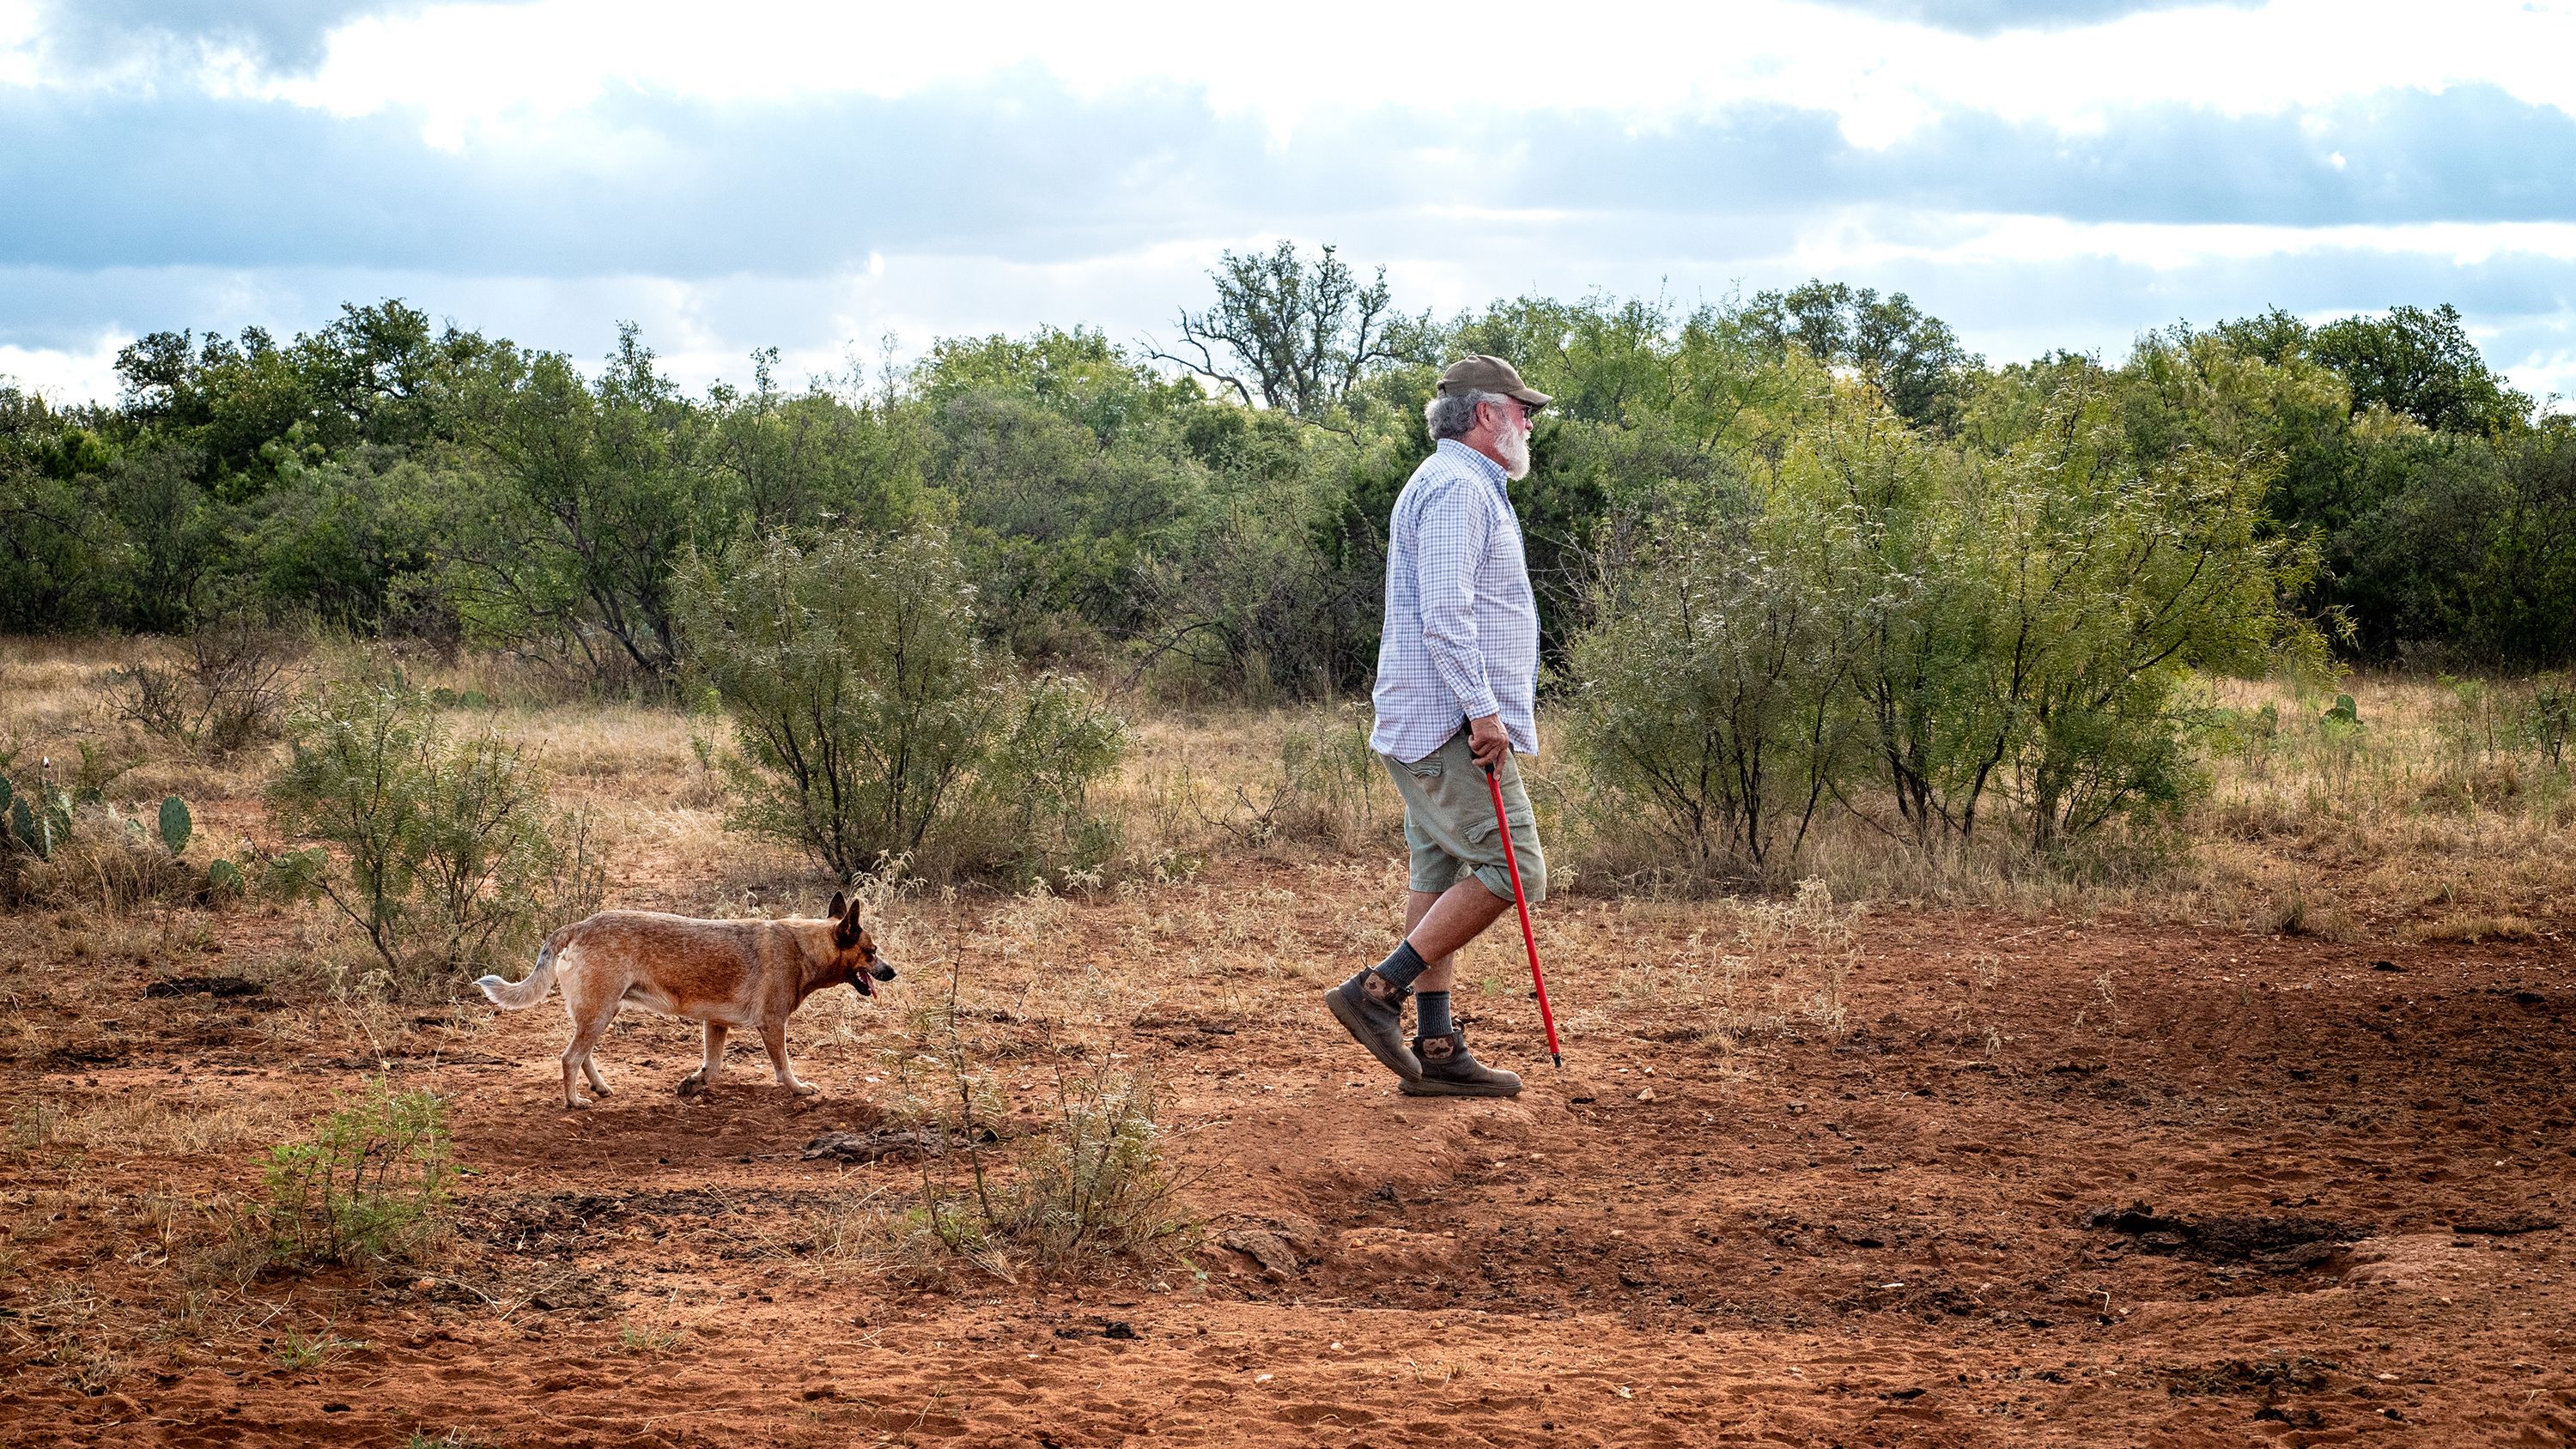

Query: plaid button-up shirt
[1370,439,1540,763]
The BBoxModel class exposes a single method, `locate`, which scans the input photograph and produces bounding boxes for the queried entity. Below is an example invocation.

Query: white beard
[1495,421,1531,481]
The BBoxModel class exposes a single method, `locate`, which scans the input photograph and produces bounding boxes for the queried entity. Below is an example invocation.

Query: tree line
[4,252,2563,697]
[6,244,2571,877]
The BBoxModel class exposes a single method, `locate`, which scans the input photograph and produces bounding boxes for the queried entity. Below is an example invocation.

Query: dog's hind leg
[583,1055,612,1098]
[682,1022,727,1088]
[561,1001,616,1110]
[759,1022,817,1096]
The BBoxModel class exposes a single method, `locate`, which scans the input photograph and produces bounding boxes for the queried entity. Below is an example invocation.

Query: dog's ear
[834,904,863,949]
[828,891,849,921]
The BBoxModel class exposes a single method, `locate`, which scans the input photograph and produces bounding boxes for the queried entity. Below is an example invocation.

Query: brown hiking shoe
[1325,968,1422,1081]
[1402,1028,1522,1098]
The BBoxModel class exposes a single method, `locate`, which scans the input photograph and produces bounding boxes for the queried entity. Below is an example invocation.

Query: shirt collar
[1435,438,1510,493]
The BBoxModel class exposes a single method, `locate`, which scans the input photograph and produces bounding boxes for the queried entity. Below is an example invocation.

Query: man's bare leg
[1406,879,1511,983]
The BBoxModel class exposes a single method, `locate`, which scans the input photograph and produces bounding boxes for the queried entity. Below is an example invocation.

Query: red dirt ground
[3,859,2572,1446]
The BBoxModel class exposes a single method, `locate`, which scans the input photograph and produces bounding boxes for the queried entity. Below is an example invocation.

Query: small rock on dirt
[801,1126,995,1163]
[1220,1228,1303,1278]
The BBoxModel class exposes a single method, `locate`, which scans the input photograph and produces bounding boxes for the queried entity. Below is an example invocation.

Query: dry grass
[9,1091,292,1157]
[8,640,2574,1003]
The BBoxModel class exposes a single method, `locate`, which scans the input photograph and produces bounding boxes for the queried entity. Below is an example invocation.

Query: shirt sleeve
[1413,478,1501,723]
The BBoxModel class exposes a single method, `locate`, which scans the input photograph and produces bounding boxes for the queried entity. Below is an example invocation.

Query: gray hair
[1425,388,1507,442]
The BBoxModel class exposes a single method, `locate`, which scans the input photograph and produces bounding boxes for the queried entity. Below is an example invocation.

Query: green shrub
[1566,493,1857,879]
[675,527,1124,882]
[1568,379,2321,879]
[260,1078,453,1270]
[268,674,603,997]
[1005,1066,1187,1266]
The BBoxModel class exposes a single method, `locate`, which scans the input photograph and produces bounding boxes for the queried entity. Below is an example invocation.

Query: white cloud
[0,329,129,405]
[215,0,2576,151]
[1789,213,2576,273]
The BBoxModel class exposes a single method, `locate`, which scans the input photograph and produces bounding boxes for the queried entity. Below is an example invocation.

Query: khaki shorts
[1380,730,1546,904]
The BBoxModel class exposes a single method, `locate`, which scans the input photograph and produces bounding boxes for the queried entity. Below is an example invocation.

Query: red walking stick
[1482,761,1563,1070]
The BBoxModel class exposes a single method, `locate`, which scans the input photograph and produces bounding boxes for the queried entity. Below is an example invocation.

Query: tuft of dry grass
[2413,912,2542,943]
[8,1092,293,1158]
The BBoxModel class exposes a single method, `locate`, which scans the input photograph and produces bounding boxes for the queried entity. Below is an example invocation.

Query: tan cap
[1437,355,1551,411]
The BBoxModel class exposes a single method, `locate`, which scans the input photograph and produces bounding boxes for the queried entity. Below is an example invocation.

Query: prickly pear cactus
[207,858,245,895]
[159,795,192,857]
[12,798,46,858]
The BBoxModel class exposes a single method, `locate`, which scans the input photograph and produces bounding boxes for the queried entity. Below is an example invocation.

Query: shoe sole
[1400,1076,1524,1098]
[1324,989,1422,1082]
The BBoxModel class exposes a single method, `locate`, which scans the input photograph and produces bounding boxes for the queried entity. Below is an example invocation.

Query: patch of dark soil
[455,1186,843,1246]
[2085,1203,2366,1269]
[143,975,264,1000]
[2158,1355,2336,1397]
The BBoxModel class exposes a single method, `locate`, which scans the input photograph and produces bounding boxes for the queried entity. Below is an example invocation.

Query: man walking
[1326,355,1551,1099]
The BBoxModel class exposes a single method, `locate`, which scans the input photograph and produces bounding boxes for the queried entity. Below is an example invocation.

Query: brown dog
[477,893,896,1108]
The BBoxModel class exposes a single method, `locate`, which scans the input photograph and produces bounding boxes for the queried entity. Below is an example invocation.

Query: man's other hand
[1467,713,1510,770]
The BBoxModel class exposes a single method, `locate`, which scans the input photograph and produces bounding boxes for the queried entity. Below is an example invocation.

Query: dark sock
[1372,938,1429,991]
[1416,990,1453,1040]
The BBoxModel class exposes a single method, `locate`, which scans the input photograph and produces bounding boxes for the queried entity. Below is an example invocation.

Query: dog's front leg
[760,1022,817,1096]
[682,1022,728,1088]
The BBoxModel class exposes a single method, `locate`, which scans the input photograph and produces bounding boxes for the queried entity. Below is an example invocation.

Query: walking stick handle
[1482,761,1564,1069]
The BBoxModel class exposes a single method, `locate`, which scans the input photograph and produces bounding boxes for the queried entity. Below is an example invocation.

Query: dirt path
[3,864,2573,1446]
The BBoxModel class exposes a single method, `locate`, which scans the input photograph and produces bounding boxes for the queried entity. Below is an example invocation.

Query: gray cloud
[30,0,452,74]
[5,78,2573,285]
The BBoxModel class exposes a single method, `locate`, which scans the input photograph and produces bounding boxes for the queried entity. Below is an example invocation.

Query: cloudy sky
[5,0,2574,408]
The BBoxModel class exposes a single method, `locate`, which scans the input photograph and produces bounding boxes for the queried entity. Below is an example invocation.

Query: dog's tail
[477,936,562,1010]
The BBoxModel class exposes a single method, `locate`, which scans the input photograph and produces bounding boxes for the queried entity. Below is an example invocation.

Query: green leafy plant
[675,527,1125,882]
[2528,674,2575,772]
[259,1078,454,1270]
[1569,373,2320,877]
[269,675,603,997]
[1005,1063,1188,1266]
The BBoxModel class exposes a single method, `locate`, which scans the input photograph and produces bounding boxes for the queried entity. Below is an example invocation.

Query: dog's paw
[566,1095,593,1110]
[676,1076,708,1098]
[787,1080,820,1097]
